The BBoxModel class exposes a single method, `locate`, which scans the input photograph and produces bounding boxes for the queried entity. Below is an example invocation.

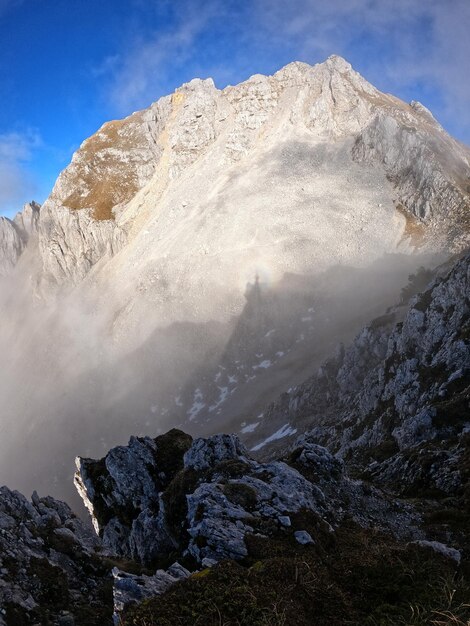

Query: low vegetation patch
[123,522,470,626]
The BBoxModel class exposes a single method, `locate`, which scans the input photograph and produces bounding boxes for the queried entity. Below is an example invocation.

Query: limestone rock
[0,217,24,276]
[74,429,192,563]
[38,200,127,285]
[0,486,106,624]
[254,252,470,497]
[25,54,469,296]
[294,530,314,545]
[183,434,250,471]
[112,562,190,621]
[75,430,421,568]
[13,201,41,239]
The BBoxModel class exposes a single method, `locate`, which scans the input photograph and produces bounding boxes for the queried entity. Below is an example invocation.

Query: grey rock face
[411,540,461,564]
[256,252,470,496]
[294,530,314,545]
[13,201,41,239]
[38,201,127,286]
[0,486,107,624]
[75,430,421,569]
[0,217,24,276]
[352,110,470,249]
[74,429,193,563]
[183,433,250,471]
[112,562,190,622]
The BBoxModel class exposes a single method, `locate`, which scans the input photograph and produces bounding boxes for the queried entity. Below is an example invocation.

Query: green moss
[191,568,211,579]
[162,467,200,545]
[418,362,448,392]
[4,602,32,626]
[215,458,252,478]
[222,482,258,511]
[152,429,193,484]
[368,439,400,463]
[28,557,69,610]
[432,383,470,429]
[122,521,470,626]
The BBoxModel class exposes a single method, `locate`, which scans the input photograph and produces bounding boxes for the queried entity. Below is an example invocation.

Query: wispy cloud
[93,0,469,140]
[0,130,42,215]
[101,2,225,113]
[254,0,470,137]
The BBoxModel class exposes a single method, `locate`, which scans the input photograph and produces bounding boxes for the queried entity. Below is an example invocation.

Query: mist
[0,234,440,513]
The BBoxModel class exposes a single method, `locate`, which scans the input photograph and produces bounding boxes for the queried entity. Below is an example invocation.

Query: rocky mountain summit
[5,56,470,305]
[1,55,470,624]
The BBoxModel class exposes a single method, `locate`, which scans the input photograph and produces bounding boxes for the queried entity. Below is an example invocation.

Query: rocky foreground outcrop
[0,486,108,625]
[1,426,469,625]
[74,430,420,568]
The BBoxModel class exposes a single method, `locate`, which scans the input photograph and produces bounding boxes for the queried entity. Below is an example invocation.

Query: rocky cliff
[0,217,24,277]
[9,57,470,308]
[250,252,470,502]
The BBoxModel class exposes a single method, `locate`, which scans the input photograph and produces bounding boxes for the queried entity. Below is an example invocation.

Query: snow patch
[188,389,205,421]
[209,386,229,412]
[250,423,298,451]
[241,422,260,434]
[253,360,272,370]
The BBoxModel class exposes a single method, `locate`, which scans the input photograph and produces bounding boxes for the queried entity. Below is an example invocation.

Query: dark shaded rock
[0,486,112,625]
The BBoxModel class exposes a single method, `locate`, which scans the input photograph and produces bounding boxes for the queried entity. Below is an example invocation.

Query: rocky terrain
[249,251,470,495]
[1,423,468,625]
[6,55,470,506]
[1,54,470,624]
[1,244,469,625]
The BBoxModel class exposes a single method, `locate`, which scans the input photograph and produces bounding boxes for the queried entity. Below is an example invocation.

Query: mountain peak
[175,76,216,93]
[4,56,468,300]
[324,54,353,72]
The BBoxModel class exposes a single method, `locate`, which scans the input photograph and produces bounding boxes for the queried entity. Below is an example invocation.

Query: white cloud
[95,0,470,140]
[0,130,41,214]
[103,2,223,113]
[255,0,470,137]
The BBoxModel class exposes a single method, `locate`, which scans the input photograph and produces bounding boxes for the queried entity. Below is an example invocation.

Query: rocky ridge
[75,430,420,569]
[251,252,470,502]
[0,202,41,277]
[7,56,470,305]
[0,486,108,625]
[0,218,24,277]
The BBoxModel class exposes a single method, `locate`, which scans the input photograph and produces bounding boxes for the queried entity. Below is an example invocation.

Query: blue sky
[0,0,469,216]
